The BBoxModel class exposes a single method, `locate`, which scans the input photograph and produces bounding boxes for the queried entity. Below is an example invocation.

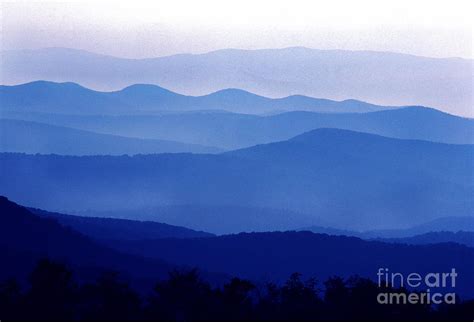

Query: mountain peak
[289,128,384,143]
[8,80,84,89]
[118,83,178,95]
[205,88,265,99]
[4,81,109,99]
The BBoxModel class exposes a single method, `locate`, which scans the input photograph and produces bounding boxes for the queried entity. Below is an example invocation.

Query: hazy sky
[1,0,473,59]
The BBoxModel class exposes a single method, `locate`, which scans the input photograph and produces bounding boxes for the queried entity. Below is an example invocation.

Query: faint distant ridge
[375,231,474,248]
[300,216,474,245]
[3,45,472,62]
[1,46,471,116]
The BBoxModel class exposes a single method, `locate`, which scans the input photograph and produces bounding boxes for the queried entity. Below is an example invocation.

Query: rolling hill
[1,129,472,231]
[70,205,330,235]
[374,231,474,248]
[0,80,391,115]
[362,216,474,238]
[0,196,175,287]
[300,217,474,247]
[3,196,474,300]
[1,47,471,116]
[4,106,472,148]
[103,231,474,298]
[0,119,220,154]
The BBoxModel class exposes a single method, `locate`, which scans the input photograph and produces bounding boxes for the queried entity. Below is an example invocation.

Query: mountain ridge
[0,195,175,287]
[29,207,215,240]
[2,46,471,116]
[1,129,472,231]
[4,46,472,61]
[3,104,472,147]
[0,118,221,155]
[0,80,394,115]
[103,230,474,298]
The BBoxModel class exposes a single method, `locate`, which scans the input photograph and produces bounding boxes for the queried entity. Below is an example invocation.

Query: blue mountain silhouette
[0,196,177,287]
[2,47,471,116]
[374,231,474,248]
[1,129,472,231]
[104,231,474,298]
[3,84,472,147]
[29,207,214,240]
[0,119,221,154]
[0,81,391,114]
[2,195,473,299]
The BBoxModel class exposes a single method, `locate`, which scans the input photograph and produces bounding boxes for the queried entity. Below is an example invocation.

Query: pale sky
[1,0,473,59]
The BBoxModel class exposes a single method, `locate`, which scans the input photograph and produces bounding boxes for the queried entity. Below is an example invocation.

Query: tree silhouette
[323,276,350,320]
[1,259,474,321]
[217,277,256,320]
[78,271,141,321]
[277,272,322,320]
[0,278,21,320]
[145,268,217,321]
[24,258,77,320]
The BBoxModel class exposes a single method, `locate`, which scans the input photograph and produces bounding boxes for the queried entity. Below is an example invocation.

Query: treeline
[0,259,472,321]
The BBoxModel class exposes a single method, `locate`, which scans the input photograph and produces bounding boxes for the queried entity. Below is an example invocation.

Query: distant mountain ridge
[71,205,329,235]
[21,200,474,248]
[0,80,393,115]
[2,82,473,147]
[1,129,472,231]
[0,119,221,155]
[300,216,474,247]
[363,216,474,238]
[1,47,471,116]
[375,231,474,248]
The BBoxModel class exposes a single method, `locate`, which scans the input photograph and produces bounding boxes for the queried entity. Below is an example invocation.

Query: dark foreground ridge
[1,195,474,320]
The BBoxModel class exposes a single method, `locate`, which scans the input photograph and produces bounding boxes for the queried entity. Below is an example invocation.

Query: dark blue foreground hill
[104,231,474,299]
[29,207,214,240]
[0,196,179,287]
[2,195,474,300]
